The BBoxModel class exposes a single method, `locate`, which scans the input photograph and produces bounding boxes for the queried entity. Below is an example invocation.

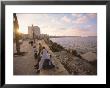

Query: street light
[32,24,35,43]
[13,13,20,54]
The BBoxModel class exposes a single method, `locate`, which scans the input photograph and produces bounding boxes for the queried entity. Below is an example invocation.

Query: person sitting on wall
[36,47,55,74]
[36,47,48,73]
[43,54,55,70]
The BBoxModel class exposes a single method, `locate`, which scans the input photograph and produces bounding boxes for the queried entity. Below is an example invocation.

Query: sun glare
[19,28,28,34]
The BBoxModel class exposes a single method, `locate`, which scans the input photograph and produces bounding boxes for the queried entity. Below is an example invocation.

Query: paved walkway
[39,40,68,75]
[14,39,68,75]
[14,40,37,75]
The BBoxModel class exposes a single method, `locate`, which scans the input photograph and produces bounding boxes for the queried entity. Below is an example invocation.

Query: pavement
[14,40,37,75]
[14,39,69,75]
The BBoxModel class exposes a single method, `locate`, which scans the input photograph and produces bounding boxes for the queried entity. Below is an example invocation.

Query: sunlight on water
[50,36,97,54]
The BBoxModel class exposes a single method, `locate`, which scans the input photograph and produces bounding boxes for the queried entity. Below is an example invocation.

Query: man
[34,43,42,70]
[36,47,48,73]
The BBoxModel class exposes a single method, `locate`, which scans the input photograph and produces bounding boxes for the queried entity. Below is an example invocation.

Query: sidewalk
[14,40,37,75]
[14,39,69,75]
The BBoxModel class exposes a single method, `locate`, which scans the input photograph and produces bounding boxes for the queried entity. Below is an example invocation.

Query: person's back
[41,48,49,60]
[42,52,55,69]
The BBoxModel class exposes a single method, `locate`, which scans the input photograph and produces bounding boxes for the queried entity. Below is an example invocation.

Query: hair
[39,43,41,45]
[33,45,36,48]
[50,55,52,58]
[42,46,45,49]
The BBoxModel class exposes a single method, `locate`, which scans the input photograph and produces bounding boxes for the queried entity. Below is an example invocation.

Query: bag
[43,59,55,69]
[48,60,55,69]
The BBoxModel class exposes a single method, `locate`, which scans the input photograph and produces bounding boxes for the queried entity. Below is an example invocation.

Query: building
[28,25,40,39]
[22,34,30,40]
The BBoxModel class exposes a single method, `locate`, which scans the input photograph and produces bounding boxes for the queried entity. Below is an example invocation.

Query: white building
[28,26,40,39]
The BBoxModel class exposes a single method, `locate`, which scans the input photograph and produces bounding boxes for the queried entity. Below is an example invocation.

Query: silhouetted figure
[30,40,33,46]
[33,45,38,59]
[38,43,43,56]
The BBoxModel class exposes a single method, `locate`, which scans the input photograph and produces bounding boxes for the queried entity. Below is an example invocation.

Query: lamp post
[32,24,35,43]
[13,13,20,54]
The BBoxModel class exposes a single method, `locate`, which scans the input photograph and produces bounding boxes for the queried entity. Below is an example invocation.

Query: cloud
[72,15,88,24]
[61,16,71,23]
[66,28,96,36]
[48,26,96,36]
[85,24,97,33]
[87,13,97,19]
[17,13,97,36]
[72,13,97,24]
[72,14,82,17]
[72,13,97,19]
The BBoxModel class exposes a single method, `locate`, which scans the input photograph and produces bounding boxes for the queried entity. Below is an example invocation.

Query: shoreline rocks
[46,38,97,75]
[54,51,97,75]
[47,40,65,52]
[80,52,97,62]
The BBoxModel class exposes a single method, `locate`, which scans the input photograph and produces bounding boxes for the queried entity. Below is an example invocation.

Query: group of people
[30,41,55,74]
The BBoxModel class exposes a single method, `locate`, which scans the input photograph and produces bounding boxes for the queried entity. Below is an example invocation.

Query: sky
[16,13,97,36]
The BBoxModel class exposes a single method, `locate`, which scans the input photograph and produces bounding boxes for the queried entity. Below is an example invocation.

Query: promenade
[13,39,69,75]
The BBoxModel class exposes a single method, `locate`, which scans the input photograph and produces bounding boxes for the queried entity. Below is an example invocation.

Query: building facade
[28,26,40,39]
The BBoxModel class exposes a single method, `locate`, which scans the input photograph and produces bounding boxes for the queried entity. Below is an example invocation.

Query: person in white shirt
[36,47,49,73]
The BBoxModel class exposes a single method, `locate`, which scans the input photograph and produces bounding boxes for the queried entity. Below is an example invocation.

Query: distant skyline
[16,13,97,36]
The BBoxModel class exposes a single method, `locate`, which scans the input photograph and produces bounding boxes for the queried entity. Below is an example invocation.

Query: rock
[54,50,97,75]
[48,40,65,52]
[81,52,97,62]
[40,40,69,75]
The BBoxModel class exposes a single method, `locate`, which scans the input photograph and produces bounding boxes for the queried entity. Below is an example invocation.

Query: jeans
[38,59,44,70]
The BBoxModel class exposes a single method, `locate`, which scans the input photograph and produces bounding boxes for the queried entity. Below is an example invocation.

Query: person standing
[32,45,38,59]
[34,43,42,70]
[38,43,43,55]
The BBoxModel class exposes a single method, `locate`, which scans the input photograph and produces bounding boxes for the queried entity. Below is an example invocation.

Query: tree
[13,13,20,54]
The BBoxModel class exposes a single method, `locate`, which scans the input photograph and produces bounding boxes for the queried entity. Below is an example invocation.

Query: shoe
[34,65,37,67]
[34,64,39,69]
[36,70,40,74]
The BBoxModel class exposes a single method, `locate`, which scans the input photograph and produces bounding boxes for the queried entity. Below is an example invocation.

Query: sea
[50,36,97,54]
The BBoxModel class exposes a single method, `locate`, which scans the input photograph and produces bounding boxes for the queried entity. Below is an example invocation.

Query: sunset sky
[16,13,97,36]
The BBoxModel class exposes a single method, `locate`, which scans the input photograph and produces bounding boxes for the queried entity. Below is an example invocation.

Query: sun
[19,28,28,34]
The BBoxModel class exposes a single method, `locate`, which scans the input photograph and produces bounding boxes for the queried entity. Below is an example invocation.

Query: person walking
[36,47,55,73]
